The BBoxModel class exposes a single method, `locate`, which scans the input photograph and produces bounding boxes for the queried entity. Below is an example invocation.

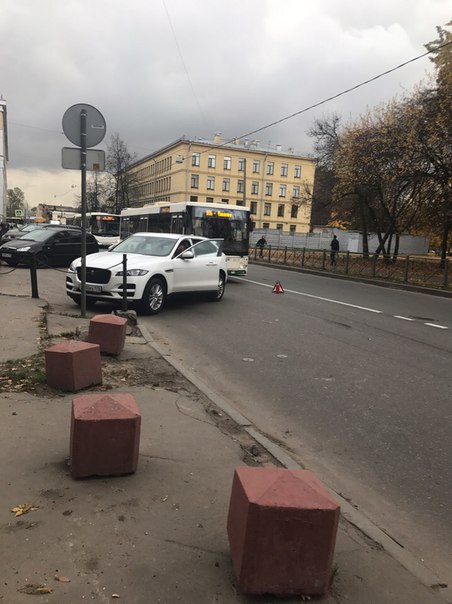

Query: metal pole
[122,254,128,311]
[80,109,87,318]
[30,257,39,298]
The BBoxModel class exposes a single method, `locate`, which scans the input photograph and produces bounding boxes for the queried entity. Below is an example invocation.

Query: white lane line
[394,316,415,321]
[240,278,383,314]
[424,323,448,329]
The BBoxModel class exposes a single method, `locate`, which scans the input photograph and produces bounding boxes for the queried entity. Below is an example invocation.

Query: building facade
[0,99,8,221]
[127,134,316,233]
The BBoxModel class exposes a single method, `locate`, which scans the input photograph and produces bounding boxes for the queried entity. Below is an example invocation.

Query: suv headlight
[115,269,149,277]
[68,261,78,272]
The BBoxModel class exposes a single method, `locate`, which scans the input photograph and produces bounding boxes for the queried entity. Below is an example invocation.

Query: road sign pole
[80,109,87,318]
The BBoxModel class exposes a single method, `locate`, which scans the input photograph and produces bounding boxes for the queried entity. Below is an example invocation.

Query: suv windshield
[112,235,177,257]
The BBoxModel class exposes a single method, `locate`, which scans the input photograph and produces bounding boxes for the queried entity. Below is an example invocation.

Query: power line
[232,41,452,143]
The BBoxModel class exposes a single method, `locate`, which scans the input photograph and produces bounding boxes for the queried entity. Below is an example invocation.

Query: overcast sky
[2,0,450,208]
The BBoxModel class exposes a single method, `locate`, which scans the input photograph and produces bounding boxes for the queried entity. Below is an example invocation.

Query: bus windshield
[189,206,249,255]
[90,214,120,237]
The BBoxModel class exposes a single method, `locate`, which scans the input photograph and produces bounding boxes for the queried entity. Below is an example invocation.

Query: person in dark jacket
[256,236,267,258]
[330,235,339,265]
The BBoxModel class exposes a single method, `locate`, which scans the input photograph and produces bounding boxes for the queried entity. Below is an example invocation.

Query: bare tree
[106,134,137,213]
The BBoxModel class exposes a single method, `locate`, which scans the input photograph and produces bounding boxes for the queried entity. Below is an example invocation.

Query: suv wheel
[209,271,226,302]
[140,277,166,314]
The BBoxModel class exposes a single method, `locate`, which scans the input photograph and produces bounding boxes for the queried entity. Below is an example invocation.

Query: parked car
[0,227,98,267]
[66,232,227,314]
[1,223,42,244]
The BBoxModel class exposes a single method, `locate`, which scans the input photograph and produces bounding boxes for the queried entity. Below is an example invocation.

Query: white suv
[66,233,227,314]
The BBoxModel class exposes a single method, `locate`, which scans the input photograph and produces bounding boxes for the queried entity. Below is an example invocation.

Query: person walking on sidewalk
[256,236,267,258]
[330,234,339,265]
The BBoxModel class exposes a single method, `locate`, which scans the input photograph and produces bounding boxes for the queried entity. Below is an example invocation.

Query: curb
[138,321,450,602]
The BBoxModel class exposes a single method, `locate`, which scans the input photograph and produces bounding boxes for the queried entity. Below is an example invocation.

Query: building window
[265,182,273,196]
[281,163,288,177]
[190,195,198,202]
[264,203,271,216]
[222,178,230,192]
[279,184,286,197]
[250,202,257,214]
[294,165,301,178]
[207,176,215,190]
[276,224,283,230]
[277,204,285,217]
[289,225,296,233]
[293,185,300,199]
[251,181,259,195]
[252,160,260,173]
[263,222,270,229]
[236,200,244,206]
[192,152,200,167]
[221,199,229,204]
[291,204,298,218]
[208,155,216,168]
[206,197,214,203]
[224,156,231,170]
[266,162,274,175]
[238,158,246,171]
[191,174,199,188]
[237,180,244,193]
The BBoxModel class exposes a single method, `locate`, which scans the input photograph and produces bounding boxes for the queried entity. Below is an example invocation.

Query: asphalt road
[26,262,452,586]
[140,264,452,585]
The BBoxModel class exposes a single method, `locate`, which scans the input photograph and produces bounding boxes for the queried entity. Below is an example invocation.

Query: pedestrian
[256,236,267,258]
[330,234,339,265]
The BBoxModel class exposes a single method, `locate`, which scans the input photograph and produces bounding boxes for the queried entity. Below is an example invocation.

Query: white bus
[70,212,121,248]
[120,202,251,275]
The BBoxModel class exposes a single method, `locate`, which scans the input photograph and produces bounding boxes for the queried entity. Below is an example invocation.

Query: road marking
[238,278,451,329]
[424,323,448,329]
[239,278,383,314]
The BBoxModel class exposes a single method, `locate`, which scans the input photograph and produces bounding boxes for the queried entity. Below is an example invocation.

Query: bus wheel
[140,277,166,314]
[209,271,226,302]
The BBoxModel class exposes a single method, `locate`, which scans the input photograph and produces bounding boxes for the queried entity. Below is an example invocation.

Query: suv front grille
[77,267,111,284]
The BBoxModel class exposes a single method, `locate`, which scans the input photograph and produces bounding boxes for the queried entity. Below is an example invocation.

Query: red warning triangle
[272,281,284,293]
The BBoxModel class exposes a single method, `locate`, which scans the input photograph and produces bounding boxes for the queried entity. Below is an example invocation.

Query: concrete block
[227,466,340,596]
[45,340,102,391]
[87,314,127,356]
[70,393,141,478]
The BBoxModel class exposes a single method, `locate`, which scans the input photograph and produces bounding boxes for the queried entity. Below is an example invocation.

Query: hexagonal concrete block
[87,314,127,356]
[70,393,141,478]
[227,466,340,596]
[45,340,102,391]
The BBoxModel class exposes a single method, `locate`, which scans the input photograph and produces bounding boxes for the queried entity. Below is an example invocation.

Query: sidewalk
[0,274,450,603]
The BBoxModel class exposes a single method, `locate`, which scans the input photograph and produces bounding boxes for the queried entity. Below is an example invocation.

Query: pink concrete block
[70,393,141,478]
[87,314,127,355]
[45,340,102,391]
[227,466,340,596]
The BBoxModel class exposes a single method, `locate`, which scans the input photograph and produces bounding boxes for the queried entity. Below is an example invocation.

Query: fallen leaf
[112,594,120,599]
[18,584,53,595]
[54,575,71,583]
[11,504,38,517]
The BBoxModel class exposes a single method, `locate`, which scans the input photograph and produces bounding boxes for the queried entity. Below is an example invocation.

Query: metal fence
[250,246,452,291]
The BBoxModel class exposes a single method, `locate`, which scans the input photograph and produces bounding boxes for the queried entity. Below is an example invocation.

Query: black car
[0,227,98,268]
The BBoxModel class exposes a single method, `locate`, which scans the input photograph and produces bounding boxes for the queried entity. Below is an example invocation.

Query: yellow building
[127,134,316,233]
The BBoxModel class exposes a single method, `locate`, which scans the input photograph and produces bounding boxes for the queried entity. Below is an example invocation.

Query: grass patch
[0,354,47,392]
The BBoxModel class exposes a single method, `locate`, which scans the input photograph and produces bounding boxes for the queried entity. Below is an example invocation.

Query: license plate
[2,253,12,258]
[86,284,102,293]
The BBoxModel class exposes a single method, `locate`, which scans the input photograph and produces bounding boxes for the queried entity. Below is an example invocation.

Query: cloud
[1,0,450,205]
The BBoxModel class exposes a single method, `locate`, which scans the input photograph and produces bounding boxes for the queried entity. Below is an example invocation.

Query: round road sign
[62,103,106,148]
